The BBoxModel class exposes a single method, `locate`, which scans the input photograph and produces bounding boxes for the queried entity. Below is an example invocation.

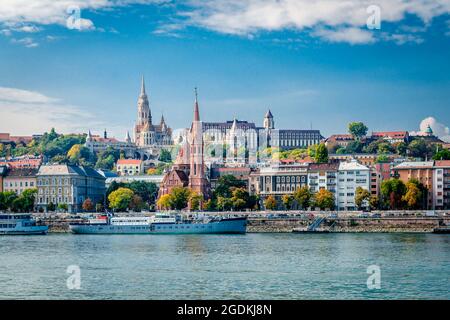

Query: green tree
[214,175,246,198]
[230,187,250,211]
[217,196,233,211]
[0,191,18,211]
[108,187,134,211]
[47,202,56,212]
[355,187,371,210]
[169,187,191,210]
[281,194,294,210]
[129,195,145,212]
[264,195,277,210]
[189,193,203,211]
[376,155,389,163]
[407,139,429,159]
[394,142,408,156]
[203,199,216,211]
[381,178,406,209]
[158,149,172,162]
[67,144,96,166]
[345,141,364,154]
[315,143,328,163]
[293,186,312,210]
[58,203,69,212]
[19,189,37,212]
[307,144,318,158]
[433,149,450,160]
[377,142,394,154]
[348,122,368,140]
[312,189,335,210]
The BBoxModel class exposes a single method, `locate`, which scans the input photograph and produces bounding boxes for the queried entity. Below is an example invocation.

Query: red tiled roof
[327,134,354,141]
[372,131,408,138]
[117,159,142,165]
[435,160,450,167]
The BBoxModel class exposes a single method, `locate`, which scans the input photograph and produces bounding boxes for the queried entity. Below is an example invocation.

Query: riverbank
[32,211,450,233]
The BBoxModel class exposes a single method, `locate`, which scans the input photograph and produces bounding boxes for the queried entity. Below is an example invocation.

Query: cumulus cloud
[0,0,449,44]
[0,87,128,138]
[412,117,450,142]
[177,0,450,44]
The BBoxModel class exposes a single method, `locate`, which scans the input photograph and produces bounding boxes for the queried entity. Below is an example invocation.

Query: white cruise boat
[0,214,48,235]
[69,213,247,234]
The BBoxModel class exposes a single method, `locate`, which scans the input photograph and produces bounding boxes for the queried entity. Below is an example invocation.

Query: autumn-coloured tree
[108,187,134,211]
[293,186,312,210]
[82,198,95,212]
[312,189,335,210]
[190,193,203,211]
[281,194,294,210]
[264,195,277,211]
[157,194,172,210]
[355,187,371,210]
[402,181,423,209]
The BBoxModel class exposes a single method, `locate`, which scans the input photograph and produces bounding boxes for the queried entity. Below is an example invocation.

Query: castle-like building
[134,76,172,148]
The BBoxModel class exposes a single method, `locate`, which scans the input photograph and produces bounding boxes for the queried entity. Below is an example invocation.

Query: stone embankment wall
[34,211,450,233]
[247,217,450,233]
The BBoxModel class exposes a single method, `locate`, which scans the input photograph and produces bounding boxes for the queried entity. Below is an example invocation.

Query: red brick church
[158,89,210,202]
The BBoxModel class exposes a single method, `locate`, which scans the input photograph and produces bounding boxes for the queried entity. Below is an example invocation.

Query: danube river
[1,233,449,299]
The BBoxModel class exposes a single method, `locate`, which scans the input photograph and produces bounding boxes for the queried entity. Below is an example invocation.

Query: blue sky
[0,0,449,141]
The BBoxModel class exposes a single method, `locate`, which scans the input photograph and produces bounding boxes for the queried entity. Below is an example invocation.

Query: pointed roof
[160,114,165,124]
[425,124,433,134]
[265,109,273,118]
[140,75,146,96]
[125,131,131,143]
[193,87,200,121]
[231,117,238,131]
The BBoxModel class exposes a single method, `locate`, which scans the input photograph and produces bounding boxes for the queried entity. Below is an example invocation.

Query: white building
[116,159,143,176]
[307,163,339,206]
[337,160,370,211]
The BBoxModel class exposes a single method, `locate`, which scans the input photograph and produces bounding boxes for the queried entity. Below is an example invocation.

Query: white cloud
[314,27,375,44]
[0,87,128,138]
[1,0,449,44]
[381,32,424,45]
[412,117,450,142]
[11,37,39,48]
[178,0,450,44]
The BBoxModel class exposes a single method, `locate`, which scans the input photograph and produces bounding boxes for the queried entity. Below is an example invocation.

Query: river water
[0,233,449,299]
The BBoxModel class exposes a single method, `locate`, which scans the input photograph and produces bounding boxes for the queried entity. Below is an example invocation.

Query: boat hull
[69,217,247,235]
[0,226,48,235]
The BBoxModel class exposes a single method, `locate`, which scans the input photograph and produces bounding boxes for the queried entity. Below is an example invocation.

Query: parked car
[371,213,382,218]
[358,213,369,218]
[328,213,338,219]
[425,211,437,217]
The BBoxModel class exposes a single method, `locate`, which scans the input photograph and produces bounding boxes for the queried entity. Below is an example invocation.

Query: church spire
[140,75,146,96]
[194,87,200,122]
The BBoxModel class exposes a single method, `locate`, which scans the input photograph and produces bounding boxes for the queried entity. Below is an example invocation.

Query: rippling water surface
[0,233,449,299]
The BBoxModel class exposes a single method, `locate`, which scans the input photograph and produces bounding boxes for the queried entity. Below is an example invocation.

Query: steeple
[263,109,274,129]
[140,75,146,96]
[189,86,209,200]
[87,130,93,142]
[193,87,200,122]
[137,75,151,126]
[125,131,131,143]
